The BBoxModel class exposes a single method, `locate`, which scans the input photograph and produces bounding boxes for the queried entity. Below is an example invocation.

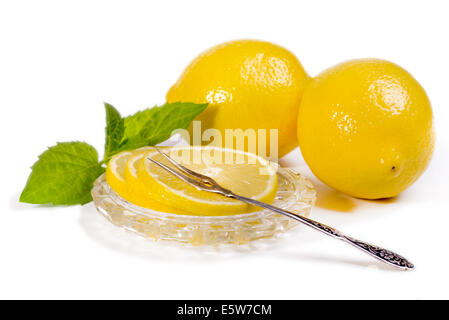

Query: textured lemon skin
[166,40,309,158]
[298,59,435,199]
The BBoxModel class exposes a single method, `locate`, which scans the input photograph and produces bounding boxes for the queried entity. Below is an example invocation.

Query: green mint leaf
[104,102,124,159]
[20,142,105,205]
[119,102,208,151]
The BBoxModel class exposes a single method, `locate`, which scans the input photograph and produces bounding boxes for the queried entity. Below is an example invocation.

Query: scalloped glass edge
[91,167,316,246]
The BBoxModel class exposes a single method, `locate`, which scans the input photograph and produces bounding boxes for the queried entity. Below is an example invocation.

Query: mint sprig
[116,102,208,155]
[20,102,207,206]
[19,142,105,205]
[104,103,125,161]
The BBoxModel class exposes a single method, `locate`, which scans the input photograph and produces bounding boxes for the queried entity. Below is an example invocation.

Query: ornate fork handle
[229,193,414,270]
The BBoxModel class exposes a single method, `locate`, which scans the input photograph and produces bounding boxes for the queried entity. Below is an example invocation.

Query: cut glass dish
[91,167,315,246]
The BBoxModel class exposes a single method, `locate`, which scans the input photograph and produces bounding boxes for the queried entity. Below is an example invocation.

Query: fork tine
[147,157,209,192]
[154,147,215,184]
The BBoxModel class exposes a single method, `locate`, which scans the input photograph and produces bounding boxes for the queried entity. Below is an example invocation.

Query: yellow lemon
[106,148,190,214]
[138,146,278,215]
[123,149,191,214]
[166,40,309,159]
[105,150,134,198]
[298,59,435,199]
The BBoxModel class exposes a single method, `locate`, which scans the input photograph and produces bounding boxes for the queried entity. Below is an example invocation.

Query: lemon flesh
[138,146,278,215]
[298,59,434,199]
[166,40,309,158]
[124,150,190,214]
[105,150,134,199]
[106,148,191,214]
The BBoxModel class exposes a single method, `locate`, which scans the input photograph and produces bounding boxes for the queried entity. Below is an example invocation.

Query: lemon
[123,149,190,214]
[106,148,190,214]
[138,146,278,215]
[105,150,134,198]
[166,40,309,158]
[298,59,435,199]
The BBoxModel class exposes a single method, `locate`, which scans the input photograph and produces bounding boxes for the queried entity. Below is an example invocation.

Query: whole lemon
[167,40,309,158]
[298,59,434,199]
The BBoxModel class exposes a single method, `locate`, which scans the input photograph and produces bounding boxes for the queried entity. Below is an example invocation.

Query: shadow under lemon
[361,195,399,204]
[312,178,400,212]
[313,180,356,213]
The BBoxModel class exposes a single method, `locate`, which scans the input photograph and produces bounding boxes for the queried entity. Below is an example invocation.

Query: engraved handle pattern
[342,236,415,270]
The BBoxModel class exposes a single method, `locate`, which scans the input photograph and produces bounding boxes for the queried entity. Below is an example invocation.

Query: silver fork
[148,147,414,270]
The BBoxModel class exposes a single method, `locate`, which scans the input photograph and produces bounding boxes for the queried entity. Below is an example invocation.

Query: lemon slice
[138,146,278,215]
[123,150,191,214]
[106,147,190,214]
[105,150,134,198]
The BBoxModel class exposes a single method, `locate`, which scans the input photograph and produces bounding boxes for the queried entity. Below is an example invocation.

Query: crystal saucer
[91,167,315,246]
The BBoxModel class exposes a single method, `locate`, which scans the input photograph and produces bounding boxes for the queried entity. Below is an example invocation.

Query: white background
[1,0,448,300]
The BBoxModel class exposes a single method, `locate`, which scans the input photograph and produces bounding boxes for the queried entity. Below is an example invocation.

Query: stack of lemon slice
[105,146,278,216]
